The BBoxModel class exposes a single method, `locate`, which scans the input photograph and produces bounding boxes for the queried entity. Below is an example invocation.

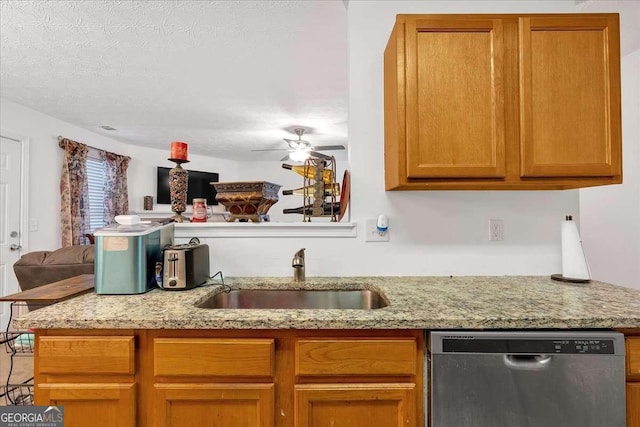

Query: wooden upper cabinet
[405,18,505,179]
[385,13,622,190]
[519,16,621,178]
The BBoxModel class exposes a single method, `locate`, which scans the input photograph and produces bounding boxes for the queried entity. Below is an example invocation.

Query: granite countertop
[12,276,640,330]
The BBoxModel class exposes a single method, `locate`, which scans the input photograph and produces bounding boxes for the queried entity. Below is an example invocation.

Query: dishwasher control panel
[441,338,616,354]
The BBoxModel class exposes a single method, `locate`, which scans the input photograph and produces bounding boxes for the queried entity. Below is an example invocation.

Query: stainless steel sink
[197,289,389,310]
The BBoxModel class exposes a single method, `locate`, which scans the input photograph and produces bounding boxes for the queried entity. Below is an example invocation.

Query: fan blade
[251,148,291,152]
[313,145,346,151]
[308,151,332,161]
[280,154,291,161]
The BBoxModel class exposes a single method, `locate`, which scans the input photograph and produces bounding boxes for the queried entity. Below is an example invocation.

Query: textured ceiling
[0,0,348,161]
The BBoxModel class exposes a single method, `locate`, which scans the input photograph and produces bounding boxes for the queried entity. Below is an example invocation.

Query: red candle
[170,141,188,161]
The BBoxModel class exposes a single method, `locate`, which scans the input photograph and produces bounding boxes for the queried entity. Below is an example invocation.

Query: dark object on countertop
[0,274,95,305]
[550,273,590,284]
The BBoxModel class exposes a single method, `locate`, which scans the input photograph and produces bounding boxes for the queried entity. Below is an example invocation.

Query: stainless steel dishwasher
[429,331,626,427]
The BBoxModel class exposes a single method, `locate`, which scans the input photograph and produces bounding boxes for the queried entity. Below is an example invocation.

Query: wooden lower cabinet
[294,384,416,427]
[34,330,423,427]
[153,383,274,427]
[627,335,640,427]
[36,383,135,427]
[628,383,640,427]
[34,331,137,427]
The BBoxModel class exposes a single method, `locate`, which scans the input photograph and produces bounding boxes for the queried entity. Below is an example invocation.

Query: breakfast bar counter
[12,276,640,330]
[10,276,640,427]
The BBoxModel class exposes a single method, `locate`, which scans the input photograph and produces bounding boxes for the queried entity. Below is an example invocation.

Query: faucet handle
[292,248,305,267]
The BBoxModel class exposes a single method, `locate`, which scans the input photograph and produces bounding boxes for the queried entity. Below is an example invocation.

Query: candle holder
[168,158,189,223]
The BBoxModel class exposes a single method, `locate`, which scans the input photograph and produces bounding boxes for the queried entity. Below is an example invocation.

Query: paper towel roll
[560,217,591,281]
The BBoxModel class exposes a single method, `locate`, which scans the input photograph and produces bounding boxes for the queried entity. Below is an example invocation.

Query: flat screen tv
[156,167,219,205]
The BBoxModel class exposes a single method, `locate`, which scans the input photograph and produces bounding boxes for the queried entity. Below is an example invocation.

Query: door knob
[10,244,22,251]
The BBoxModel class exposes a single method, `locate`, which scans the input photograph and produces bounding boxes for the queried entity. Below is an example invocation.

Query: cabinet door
[519,16,621,178]
[295,384,416,427]
[627,337,640,380]
[153,383,274,427]
[37,383,135,427]
[404,18,506,178]
[628,383,640,427]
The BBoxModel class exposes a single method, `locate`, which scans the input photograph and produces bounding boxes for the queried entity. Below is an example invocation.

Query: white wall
[0,98,127,251]
[577,0,640,290]
[190,0,585,278]
[580,49,640,290]
[335,0,580,277]
[0,98,239,250]
[3,1,638,284]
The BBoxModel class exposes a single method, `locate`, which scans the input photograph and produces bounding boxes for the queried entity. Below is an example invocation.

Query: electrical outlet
[489,219,503,241]
[365,218,389,242]
[29,219,39,232]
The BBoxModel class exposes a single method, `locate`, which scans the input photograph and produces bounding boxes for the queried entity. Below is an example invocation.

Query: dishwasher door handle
[503,354,552,370]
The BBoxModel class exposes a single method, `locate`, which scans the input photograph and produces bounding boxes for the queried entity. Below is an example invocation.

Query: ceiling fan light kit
[284,128,313,161]
[289,149,311,162]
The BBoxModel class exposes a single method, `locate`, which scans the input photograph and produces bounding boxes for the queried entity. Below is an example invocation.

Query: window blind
[86,157,107,232]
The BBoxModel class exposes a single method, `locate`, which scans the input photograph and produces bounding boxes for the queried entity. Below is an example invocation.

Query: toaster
[159,242,210,290]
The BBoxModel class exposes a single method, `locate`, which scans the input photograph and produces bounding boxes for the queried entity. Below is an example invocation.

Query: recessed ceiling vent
[99,125,117,131]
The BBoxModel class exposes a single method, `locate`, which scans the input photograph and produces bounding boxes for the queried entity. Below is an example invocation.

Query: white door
[0,135,25,331]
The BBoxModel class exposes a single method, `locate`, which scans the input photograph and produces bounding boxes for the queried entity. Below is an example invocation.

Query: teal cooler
[94,222,174,294]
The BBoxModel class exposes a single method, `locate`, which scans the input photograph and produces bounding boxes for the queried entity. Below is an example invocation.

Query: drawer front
[295,339,417,377]
[39,336,134,375]
[628,337,640,380]
[154,338,274,378]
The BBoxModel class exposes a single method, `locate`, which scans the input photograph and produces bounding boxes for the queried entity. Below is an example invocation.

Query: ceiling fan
[252,128,346,161]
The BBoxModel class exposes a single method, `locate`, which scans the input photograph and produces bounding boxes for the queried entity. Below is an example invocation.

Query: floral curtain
[101,151,131,224]
[59,138,89,247]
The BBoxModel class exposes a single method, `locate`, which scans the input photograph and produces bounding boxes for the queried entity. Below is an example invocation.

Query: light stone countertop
[12,276,640,330]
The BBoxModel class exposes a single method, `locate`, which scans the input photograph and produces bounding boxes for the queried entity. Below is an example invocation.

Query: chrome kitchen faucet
[292,248,305,282]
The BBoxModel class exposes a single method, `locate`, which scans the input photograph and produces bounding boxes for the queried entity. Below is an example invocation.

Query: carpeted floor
[0,333,34,406]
